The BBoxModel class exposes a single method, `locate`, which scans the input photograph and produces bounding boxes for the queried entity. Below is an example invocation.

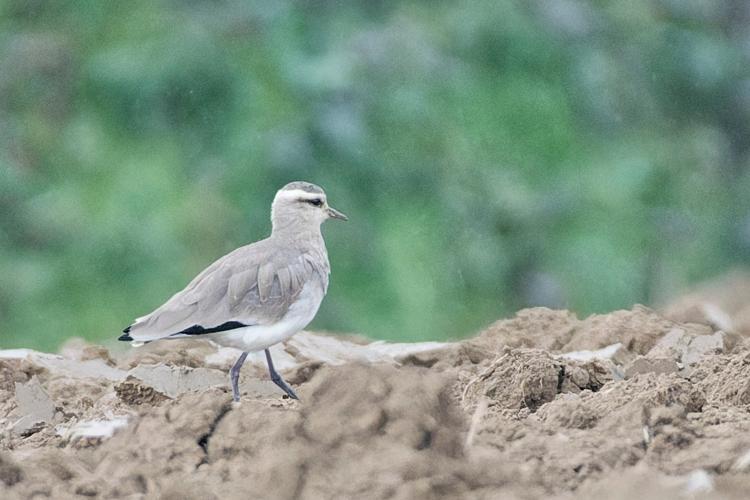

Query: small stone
[647,329,727,369]
[10,378,56,436]
[649,328,691,359]
[624,356,679,378]
[682,332,724,366]
[567,366,590,388]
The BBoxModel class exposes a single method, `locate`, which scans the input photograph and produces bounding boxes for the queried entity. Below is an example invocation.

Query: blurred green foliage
[1,0,750,351]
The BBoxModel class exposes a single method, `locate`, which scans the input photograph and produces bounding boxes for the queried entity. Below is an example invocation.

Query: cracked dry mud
[2,300,750,499]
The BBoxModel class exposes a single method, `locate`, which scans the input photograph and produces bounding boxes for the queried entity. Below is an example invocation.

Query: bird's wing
[123,240,328,342]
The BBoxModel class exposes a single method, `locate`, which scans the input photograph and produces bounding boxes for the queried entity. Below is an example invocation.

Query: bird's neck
[270,222,325,250]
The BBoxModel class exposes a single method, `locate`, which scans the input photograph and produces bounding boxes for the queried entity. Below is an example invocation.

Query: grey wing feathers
[227,267,258,309]
[125,241,329,341]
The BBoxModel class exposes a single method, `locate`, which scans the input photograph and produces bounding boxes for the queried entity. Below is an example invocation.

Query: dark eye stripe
[304,198,323,207]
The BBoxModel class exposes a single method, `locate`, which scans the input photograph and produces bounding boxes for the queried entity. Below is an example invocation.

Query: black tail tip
[119,326,133,341]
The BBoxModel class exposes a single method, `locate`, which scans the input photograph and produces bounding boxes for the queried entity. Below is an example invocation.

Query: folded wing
[122,240,329,342]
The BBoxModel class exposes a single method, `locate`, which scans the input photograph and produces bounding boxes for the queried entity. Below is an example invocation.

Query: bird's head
[271,181,348,233]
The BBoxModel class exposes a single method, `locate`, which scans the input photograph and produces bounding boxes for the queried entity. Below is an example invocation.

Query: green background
[2,0,749,351]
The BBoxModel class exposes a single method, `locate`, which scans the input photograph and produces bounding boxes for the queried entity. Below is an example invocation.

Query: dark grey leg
[265,349,298,400]
[230,352,249,402]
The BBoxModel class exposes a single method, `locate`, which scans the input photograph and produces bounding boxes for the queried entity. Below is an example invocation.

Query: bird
[118,181,347,402]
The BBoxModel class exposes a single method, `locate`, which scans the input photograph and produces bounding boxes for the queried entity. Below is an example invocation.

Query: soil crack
[196,402,232,467]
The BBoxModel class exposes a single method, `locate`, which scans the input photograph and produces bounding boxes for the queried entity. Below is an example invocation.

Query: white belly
[207,282,325,352]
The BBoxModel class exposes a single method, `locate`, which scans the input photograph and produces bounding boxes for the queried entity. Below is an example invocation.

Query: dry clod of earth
[2,302,750,499]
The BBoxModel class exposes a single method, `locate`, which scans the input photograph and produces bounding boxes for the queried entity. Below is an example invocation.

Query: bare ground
[3,275,750,499]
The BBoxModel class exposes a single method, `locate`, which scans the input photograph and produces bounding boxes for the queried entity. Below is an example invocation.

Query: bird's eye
[306,198,323,207]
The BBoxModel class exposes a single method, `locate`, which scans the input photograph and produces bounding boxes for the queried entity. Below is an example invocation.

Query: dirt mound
[470,305,710,360]
[202,365,477,499]
[2,303,750,498]
[461,347,611,413]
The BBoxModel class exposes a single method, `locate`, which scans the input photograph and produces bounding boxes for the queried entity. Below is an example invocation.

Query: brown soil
[2,296,750,498]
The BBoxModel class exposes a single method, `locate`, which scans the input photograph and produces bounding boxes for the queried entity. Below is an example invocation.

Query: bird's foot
[271,374,299,400]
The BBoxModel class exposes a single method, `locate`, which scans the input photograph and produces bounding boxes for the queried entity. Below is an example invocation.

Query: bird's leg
[265,349,299,400]
[230,352,249,402]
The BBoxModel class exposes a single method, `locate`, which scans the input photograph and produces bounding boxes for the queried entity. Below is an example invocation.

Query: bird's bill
[326,206,348,221]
